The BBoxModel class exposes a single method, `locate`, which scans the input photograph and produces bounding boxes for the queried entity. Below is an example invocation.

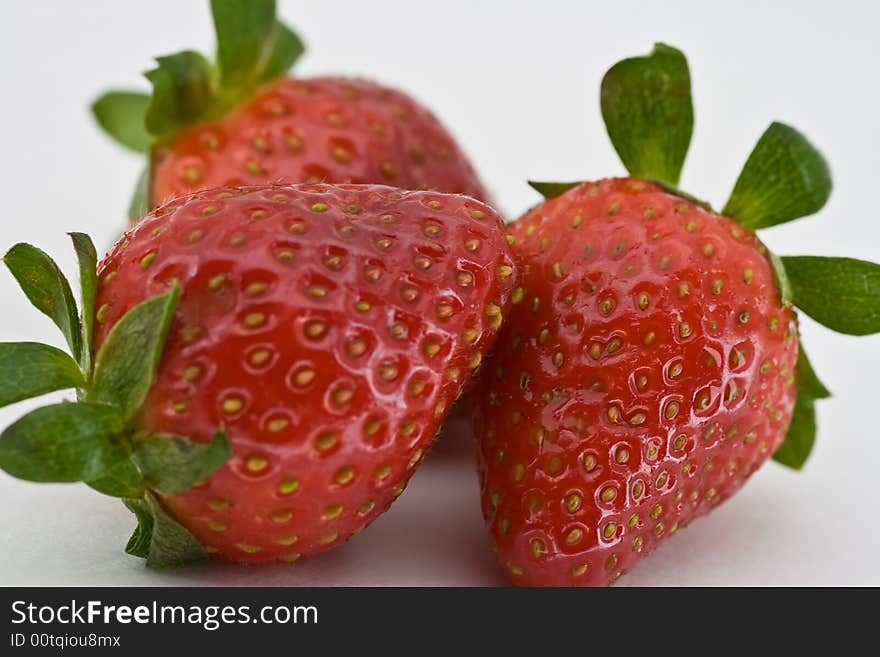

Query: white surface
[0,0,878,586]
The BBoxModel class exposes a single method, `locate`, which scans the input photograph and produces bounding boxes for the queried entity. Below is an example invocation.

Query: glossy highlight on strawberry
[475,179,798,585]
[95,183,515,562]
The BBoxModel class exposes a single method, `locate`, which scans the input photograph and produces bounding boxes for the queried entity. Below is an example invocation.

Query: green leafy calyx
[124,494,207,568]
[528,180,583,200]
[91,0,304,150]
[0,235,229,568]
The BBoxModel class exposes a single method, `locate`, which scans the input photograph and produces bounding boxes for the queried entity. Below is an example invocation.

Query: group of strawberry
[1,1,878,586]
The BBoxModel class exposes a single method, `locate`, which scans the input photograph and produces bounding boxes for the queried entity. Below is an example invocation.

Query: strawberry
[148,77,488,210]
[473,44,880,585]
[92,0,490,222]
[0,183,515,566]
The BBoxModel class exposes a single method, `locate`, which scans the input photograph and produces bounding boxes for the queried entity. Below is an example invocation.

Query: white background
[0,0,878,586]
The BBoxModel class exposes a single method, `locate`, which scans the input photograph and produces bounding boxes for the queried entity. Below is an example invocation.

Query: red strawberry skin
[95,183,515,563]
[150,77,490,211]
[473,178,797,585]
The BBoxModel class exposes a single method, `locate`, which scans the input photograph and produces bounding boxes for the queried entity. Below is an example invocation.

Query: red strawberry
[148,77,488,210]
[0,183,515,566]
[476,178,798,585]
[473,44,880,585]
[92,0,490,221]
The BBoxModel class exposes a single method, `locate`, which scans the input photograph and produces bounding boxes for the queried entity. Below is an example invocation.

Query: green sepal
[772,392,817,470]
[780,255,880,335]
[4,243,83,364]
[212,0,303,91]
[123,498,153,558]
[88,468,145,498]
[132,429,230,495]
[258,21,305,84]
[145,51,217,139]
[69,232,98,375]
[128,166,152,222]
[91,91,152,153]
[722,122,832,230]
[0,402,126,483]
[86,448,145,499]
[90,283,179,420]
[124,492,207,568]
[212,0,276,89]
[600,43,693,186]
[528,180,583,200]
[768,251,793,307]
[794,346,831,400]
[773,347,830,470]
[0,342,85,408]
